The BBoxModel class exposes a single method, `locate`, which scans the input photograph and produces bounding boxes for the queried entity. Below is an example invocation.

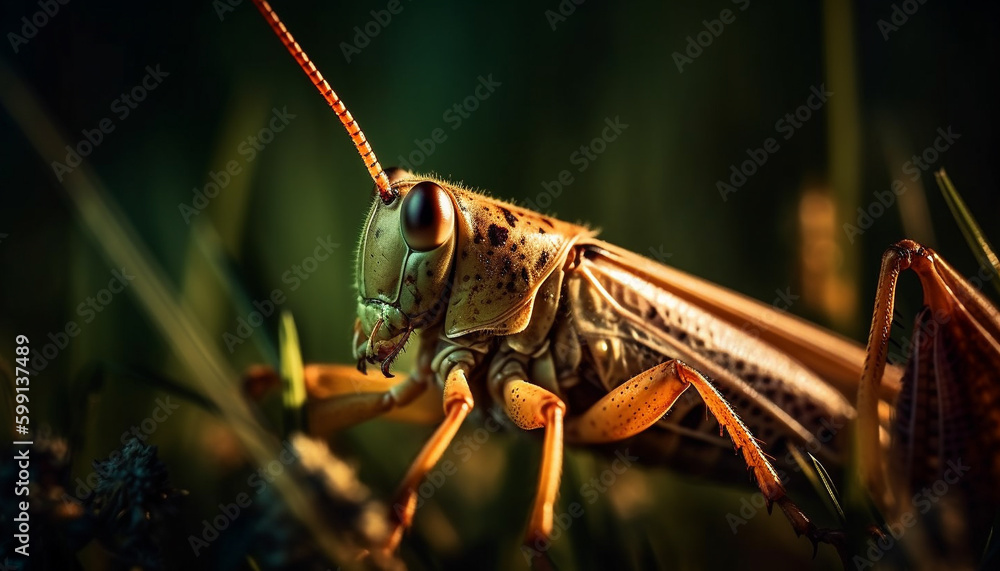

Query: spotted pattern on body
[444,186,592,337]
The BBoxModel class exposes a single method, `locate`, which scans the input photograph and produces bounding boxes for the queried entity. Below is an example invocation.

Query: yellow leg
[303,364,443,437]
[384,366,474,553]
[566,359,845,559]
[502,380,566,547]
[564,360,690,444]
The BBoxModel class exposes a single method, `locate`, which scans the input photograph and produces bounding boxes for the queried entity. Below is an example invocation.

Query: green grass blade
[279,311,307,436]
[788,445,846,523]
[935,169,1000,297]
[192,223,280,367]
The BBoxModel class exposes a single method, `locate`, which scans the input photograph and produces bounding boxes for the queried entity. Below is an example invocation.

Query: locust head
[354,169,458,376]
[250,1,588,377]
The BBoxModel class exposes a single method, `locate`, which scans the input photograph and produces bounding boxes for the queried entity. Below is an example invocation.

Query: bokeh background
[1,0,998,569]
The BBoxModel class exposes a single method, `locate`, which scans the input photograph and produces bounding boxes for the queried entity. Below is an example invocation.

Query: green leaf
[788,445,845,523]
[279,311,307,436]
[935,169,1000,297]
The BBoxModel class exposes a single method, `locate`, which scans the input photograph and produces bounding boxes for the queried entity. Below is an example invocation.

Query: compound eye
[400,181,454,251]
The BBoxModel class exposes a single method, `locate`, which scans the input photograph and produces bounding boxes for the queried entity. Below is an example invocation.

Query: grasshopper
[250,0,1000,566]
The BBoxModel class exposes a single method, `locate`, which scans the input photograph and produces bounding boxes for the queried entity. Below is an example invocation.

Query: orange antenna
[252,0,394,203]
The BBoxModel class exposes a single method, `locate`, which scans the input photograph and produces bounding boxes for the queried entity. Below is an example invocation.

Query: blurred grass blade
[279,311,307,436]
[93,362,219,413]
[822,0,862,331]
[0,62,355,567]
[983,516,999,565]
[935,169,1000,296]
[193,223,280,366]
[68,362,218,458]
[180,93,275,365]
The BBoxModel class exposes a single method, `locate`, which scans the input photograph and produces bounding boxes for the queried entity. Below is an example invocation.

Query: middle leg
[501,378,566,547]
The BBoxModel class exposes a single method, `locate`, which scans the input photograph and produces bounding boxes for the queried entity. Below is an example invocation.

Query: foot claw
[775,496,852,567]
[808,528,850,568]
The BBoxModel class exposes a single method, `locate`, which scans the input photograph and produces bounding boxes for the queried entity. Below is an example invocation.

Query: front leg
[306,365,440,437]
[384,349,478,553]
[303,327,450,434]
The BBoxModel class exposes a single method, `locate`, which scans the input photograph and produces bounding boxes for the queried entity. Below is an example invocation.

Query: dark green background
[1,0,998,569]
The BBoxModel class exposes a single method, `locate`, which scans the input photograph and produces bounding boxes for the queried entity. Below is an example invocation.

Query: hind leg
[566,359,847,560]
